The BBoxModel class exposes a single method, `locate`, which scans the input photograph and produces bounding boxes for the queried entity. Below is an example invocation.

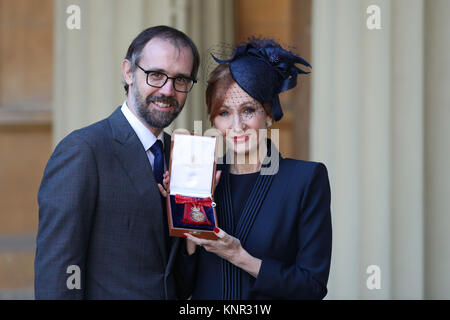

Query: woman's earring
[266,119,273,128]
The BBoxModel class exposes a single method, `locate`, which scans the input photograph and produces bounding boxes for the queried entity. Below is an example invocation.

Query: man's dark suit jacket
[35,107,192,299]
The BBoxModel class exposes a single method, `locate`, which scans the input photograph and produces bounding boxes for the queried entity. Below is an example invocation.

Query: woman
[161,38,332,299]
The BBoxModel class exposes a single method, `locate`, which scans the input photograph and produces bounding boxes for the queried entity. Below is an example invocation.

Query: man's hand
[157,171,170,198]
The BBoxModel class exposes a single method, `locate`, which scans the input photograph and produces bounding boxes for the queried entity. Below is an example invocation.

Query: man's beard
[130,84,183,129]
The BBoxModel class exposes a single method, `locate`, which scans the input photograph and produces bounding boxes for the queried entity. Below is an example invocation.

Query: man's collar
[121,101,164,151]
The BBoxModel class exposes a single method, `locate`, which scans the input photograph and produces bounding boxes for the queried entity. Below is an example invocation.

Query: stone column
[390,0,424,299]
[311,0,362,299]
[311,0,425,299]
[424,0,450,300]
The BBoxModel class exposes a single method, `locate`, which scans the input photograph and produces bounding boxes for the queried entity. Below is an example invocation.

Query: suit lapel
[108,107,169,263]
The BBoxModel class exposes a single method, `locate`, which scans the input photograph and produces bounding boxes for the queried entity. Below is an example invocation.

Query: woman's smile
[233,135,249,143]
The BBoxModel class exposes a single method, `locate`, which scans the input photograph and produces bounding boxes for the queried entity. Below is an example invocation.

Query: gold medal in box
[166,132,219,240]
[190,205,206,223]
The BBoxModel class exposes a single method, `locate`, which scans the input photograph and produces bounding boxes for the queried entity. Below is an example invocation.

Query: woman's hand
[184,228,262,278]
[185,228,241,262]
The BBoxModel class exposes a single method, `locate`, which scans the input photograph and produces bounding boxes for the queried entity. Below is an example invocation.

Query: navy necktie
[150,139,164,185]
[150,139,170,252]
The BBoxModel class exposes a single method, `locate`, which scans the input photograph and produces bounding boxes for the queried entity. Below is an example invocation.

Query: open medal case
[166,132,219,240]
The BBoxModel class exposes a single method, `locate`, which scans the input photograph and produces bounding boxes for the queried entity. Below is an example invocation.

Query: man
[35,26,199,299]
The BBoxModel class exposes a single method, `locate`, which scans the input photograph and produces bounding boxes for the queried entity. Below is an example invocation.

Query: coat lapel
[234,160,278,245]
[220,140,280,246]
[108,107,169,263]
[218,139,280,299]
[216,164,234,233]
[215,163,239,300]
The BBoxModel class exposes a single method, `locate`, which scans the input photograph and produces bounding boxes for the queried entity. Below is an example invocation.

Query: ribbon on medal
[175,195,214,226]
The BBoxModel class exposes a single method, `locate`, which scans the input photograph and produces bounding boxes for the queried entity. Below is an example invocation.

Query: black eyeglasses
[135,64,197,93]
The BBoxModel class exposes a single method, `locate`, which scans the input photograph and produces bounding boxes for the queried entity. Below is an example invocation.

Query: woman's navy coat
[190,149,332,300]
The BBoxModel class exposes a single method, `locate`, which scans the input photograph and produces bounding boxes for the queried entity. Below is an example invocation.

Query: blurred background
[0,0,449,299]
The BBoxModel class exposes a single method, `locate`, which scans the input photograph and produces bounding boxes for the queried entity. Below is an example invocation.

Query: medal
[175,195,213,226]
[190,205,207,223]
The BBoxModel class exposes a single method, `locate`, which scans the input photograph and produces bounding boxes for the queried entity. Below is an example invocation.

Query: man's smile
[150,101,174,111]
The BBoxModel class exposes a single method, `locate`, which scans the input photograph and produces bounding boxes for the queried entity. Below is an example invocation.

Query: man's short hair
[123,25,200,95]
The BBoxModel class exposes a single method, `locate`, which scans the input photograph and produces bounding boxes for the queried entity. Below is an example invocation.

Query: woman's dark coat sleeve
[250,163,332,299]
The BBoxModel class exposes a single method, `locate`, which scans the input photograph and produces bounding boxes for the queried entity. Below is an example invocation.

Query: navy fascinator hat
[212,38,311,121]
